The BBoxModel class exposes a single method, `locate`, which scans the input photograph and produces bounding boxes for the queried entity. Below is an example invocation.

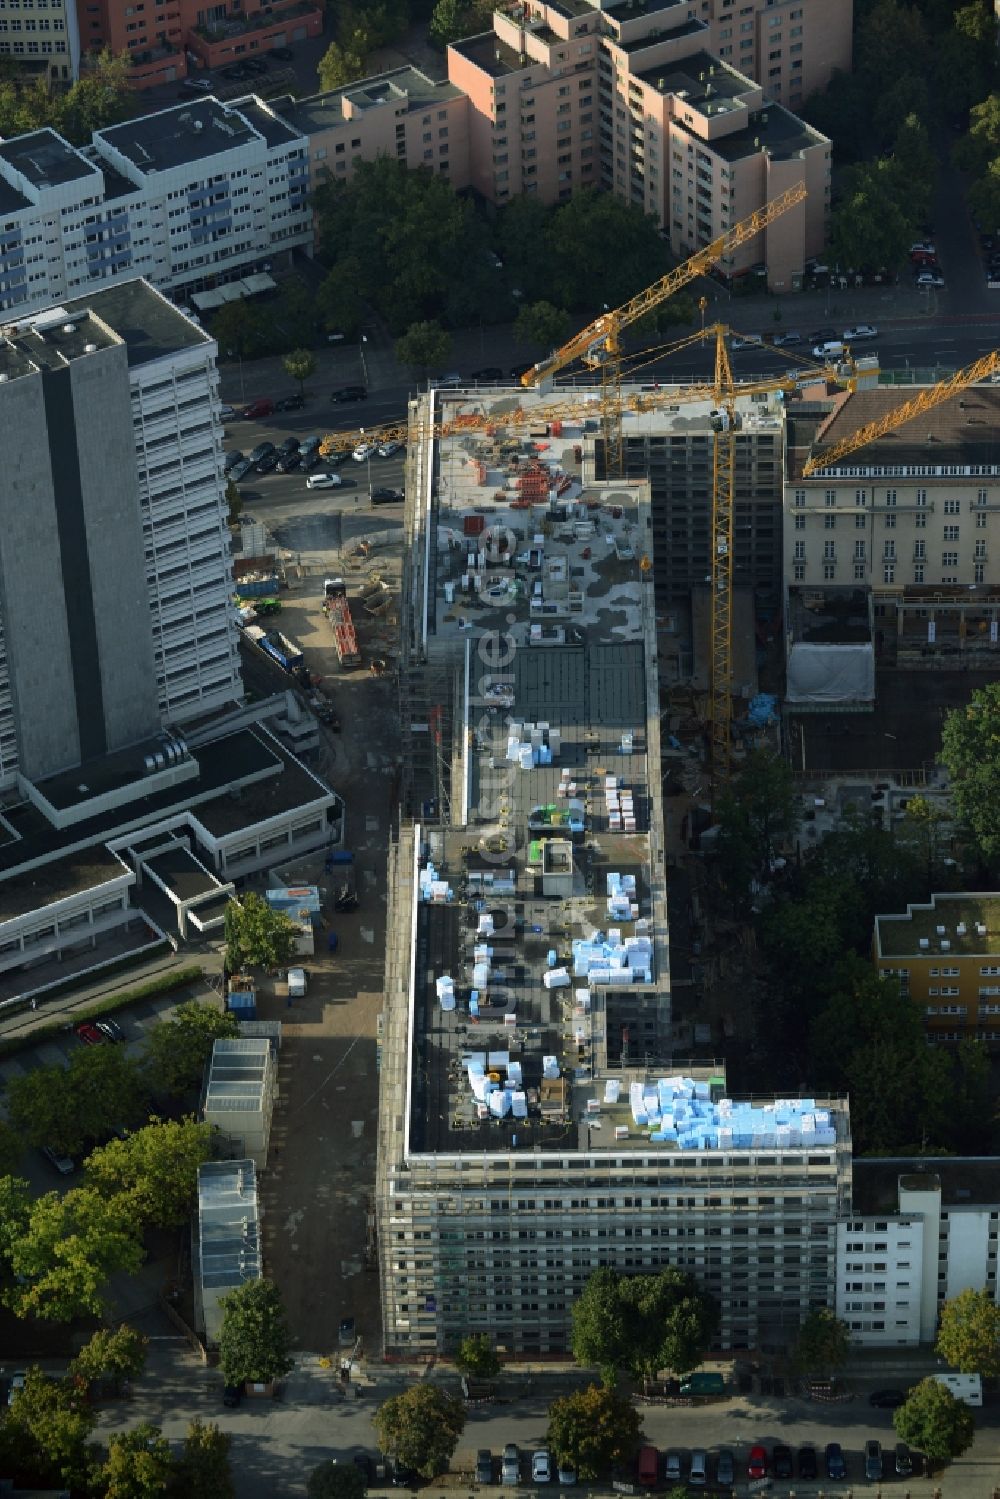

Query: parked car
[864,1441,882,1481]
[278,435,300,453]
[221,65,251,81]
[532,1451,552,1483]
[306,473,344,489]
[222,1383,242,1407]
[338,1315,356,1347]
[798,1447,818,1480]
[377,439,403,457]
[96,1017,126,1043]
[894,1444,913,1477]
[748,1446,768,1481]
[255,451,279,474]
[391,1461,416,1487]
[270,45,294,60]
[502,1444,519,1486]
[276,452,302,473]
[229,457,255,482]
[354,1454,374,1484]
[241,397,274,420]
[809,325,837,343]
[476,1451,493,1485]
[41,1145,75,1175]
[471,366,504,381]
[910,240,936,256]
[662,1450,683,1483]
[372,487,403,504]
[772,330,802,346]
[689,1449,708,1486]
[275,394,304,412]
[869,1388,907,1409]
[825,1443,847,1480]
[429,371,462,388]
[354,441,378,462]
[183,75,214,91]
[300,435,322,455]
[843,324,878,341]
[75,1021,105,1046]
[219,403,237,420]
[916,271,945,287]
[773,1446,793,1480]
[248,442,275,463]
[224,450,245,473]
[731,332,764,349]
[332,385,367,403]
[715,1451,735,1487]
[7,1372,26,1407]
[557,1465,577,1486]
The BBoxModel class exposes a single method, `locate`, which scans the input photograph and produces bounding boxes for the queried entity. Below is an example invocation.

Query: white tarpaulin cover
[785,642,875,705]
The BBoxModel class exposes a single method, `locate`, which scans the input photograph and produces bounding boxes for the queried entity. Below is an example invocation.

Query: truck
[260,631,304,673]
[286,967,307,1000]
[324,586,361,669]
[679,1372,726,1398]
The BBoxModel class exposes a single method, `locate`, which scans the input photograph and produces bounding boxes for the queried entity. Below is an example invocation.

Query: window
[794,540,805,561]
[943,524,960,541]
[855,488,867,506]
[914,539,926,559]
[884,540,896,560]
[855,513,867,529]
[885,489,896,506]
[942,551,959,567]
[793,561,805,580]
[916,512,927,529]
[824,539,836,560]
[944,499,960,514]
[854,562,866,580]
[916,488,927,506]
[825,489,836,507]
[854,539,866,560]
[794,514,806,530]
[824,513,836,530]
[884,563,896,584]
[823,562,836,580]
[884,512,896,528]
[975,563,985,583]
[794,488,806,506]
[977,511,988,528]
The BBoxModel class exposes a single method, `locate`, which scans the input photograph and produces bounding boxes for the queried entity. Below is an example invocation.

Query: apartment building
[80,0,321,91]
[840,1160,1000,1346]
[446,0,833,283]
[783,386,1000,689]
[275,67,471,198]
[0,96,311,322]
[874,892,1000,1043]
[378,384,851,1359]
[0,0,80,81]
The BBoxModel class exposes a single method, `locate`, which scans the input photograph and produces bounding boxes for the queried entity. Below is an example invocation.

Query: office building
[377,383,851,1359]
[82,0,322,91]
[0,279,345,1004]
[0,96,311,321]
[0,0,80,80]
[873,892,1000,1043]
[783,385,1000,698]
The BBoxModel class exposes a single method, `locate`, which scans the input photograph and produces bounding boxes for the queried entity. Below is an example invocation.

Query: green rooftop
[876,894,1000,958]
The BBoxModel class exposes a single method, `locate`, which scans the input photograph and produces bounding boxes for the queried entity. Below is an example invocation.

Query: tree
[317,37,368,92]
[0,1174,30,1266]
[893,1378,975,1466]
[69,1325,148,1392]
[0,1366,97,1490]
[513,300,572,351]
[283,347,317,399]
[454,1332,501,1379]
[544,189,666,311]
[99,1423,173,1499]
[570,1267,717,1384]
[211,298,271,361]
[308,1460,368,1499]
[372,1384,466,1479]
[56,49,135,143]
[224,891,299,971]
[140,1000,238,1098]
[936,1288,1000,1376]
[168,1418,235,1499]
[546,1384,643,1480]
[941,681,1000,862]
[225,477,243,527]
[429,0,493,48]
[395,320,453,381]
[829,158,911,271]
[218,1278,295,1386]
[85,1117,214,1227]
[316,263,364,339]
[0,1119,23,1176]
[5,1042,147,1157]
[5,1187,145,1322]
[715,749,799,898]
[793,1308,850,1376]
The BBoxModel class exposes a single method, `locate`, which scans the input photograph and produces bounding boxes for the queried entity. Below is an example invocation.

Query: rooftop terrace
[876,893,1000,959]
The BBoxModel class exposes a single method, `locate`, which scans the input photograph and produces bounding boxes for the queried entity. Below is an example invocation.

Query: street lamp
[359,332,369,390]
[358,426,372,504]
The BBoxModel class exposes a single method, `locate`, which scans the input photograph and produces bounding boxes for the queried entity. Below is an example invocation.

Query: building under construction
[378,383,851,1360]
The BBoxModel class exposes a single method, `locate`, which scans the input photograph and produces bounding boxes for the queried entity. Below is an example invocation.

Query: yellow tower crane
[519,181,807,476]
[801,350,1000,476]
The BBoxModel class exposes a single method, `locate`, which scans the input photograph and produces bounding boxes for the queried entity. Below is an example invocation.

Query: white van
[689,1451,708,1487]
[812,340,844,360]
[932,1372,982,1406]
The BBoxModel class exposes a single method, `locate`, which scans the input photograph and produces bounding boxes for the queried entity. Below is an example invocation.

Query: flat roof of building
[450,31,526,79]
[98,97,261,174]
[230,96,303,149]
[197,1158,261,1290]
[810,386,1000,471]
[62,279,210,366]
[637,48,752,108]
[605,0,691,18]
[0,305,120,382]
[144,844,219,903]
[853,1157,1000,1215]
[0,845,129,923]
[0,128,98,189]
[876,893,1000,958]
[277,66,463,135]
[710,103,824,162]
[620,18,707,55]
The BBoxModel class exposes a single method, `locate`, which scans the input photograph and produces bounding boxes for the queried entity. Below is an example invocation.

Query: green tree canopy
[69,1325,149,1391]
[5,1186,145,1322]
[0,1366,97,1491]
[454,1332,501,1379]
[218,1278,295,1387]
[429,0,493,48]
[141,1000,238,1099]
[570,1267,717,1384]
[543,189,667,312]
[715,749,799,900]
[829,158,911,271]
[5,1042,148,1157]
[283,348,317,398]
[893,1378,975,1465]
[941,681,1000,862]
[395,320,453,379]
[793,1308,851,1376]
[212,298,273,361]
[372,1384,466,1479]
[100,1422,172,1499]
[307,1459,368,1499]
[316,263,365,340]
[317,38,368,91]
[513,300,572,351]
[0,1173,30,1265]
[224,891,299,972]
[936,1288,1000,1376]
[545,1383,643,1480]
[0,1119,23,1176]
[168,1418,235,1499]
[85,1117,214,1226]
